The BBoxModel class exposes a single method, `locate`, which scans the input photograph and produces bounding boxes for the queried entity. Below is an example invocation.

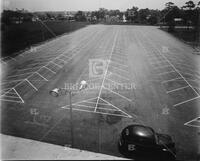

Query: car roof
[122,125,156,142]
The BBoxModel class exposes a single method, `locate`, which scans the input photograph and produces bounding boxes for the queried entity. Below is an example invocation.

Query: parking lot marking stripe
[56,58,66,63]
[61,106,131,118]
[158,70,176,75]
[179,71,200,79]
[0,88,11,93]
[184,117,200,125]
[143,33,200,97]
[42,66,56,74]
[1,79,24,85]
[25,79,38,91]
[173,96,200,107]
[61,55,70,59]
[0,60,7,65]
[108,72,130,81]
[95,31,118,112]
[166,86,190,94]
[13,88,24,103]
[71,104,117,111]
[151,60,168,65]
[0,98,23,103]
[106,78,123,86]
[86,101,109,106]
[1,30,104,102]
[109,64,129,73]
[103,86,132,102]
[111,56,126,62]
[71,97,98,105]
[7,72,34,78]
[162,77,182,84]
[100,98,134,118]
[110,61,128,68]
[87,77,103,82]
[17,66,41,72]
[2,95,19,98]
[153,65,172,69]
[35,72,48,81]
[173,62,195,69]
[27,62,47,67]
[49,62,62,68]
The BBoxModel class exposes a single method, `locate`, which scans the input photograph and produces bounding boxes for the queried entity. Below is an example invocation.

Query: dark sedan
[118,125,176,160]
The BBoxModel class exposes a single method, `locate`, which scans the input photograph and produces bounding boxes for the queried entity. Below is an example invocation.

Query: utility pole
[69,90,74,148]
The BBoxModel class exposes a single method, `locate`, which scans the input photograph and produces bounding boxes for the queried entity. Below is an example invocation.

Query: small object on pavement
[79,80,87,91]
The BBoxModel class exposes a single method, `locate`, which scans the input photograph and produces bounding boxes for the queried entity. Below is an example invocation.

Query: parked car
[118,125,176,160]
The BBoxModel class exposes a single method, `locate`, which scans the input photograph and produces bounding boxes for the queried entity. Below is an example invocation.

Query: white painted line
[108,71,130,81]
[162,77,182,84]
[86,101,109,106]
[87,77,103,82]
[151,60,168,65]
[0,98,23,103]
[71,104,117,111]
[0,88,11,93]
[99,98,134,118]
[180,71,200,79]
[25,79,38,91]
[1,79,23,85]
[56,58,66,63]
[35,72,48,81]
[61,106,130,118]
[95,31,118,112]
[27,62,47,67]
[42,66,56,74]
[173,62,194,69]
[0,60,7,65]
[158,70,176,75]
[110,61,128,68]
[111,56,126,63]
[72,97,98,105]
[166,86,190,94]
[109,64,129,73]
[106,78,123,86]
[103,86,133,102]
[7,72,34,78]
[153,65,171,69]
[184,117,200,128]
[2,95,19,98]
[49,62,62,68]
[60,55,70,59]
[1,29,105,103]
[12,88,24,103]
[17,66,41,72]
[144,35,200,97]
[8,57,17,61]
[113,54,126,59]
[174,96,200,107]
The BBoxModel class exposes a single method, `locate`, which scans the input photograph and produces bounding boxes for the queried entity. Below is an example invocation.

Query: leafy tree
[74,11,86,21]
[125,6,138,22]
[182,1,196,29]
[165,2,175,10]
[183,0,196,10]
[138,8,150,23]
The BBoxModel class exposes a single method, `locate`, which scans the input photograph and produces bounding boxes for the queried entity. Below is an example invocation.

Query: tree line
[1,1,200,27]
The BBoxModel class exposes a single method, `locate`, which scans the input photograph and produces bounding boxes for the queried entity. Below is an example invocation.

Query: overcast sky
[2,0,199,11]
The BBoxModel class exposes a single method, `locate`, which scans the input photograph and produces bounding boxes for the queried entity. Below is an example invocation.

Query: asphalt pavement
[1,25,200,161]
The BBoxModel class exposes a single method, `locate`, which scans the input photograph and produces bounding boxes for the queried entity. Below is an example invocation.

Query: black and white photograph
[0,0,200,160]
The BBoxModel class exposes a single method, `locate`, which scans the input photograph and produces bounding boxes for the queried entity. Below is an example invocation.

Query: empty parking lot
[1,25,200,160]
